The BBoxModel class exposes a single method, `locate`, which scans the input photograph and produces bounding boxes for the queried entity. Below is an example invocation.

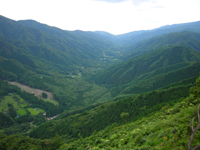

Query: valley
[0,15,200,150]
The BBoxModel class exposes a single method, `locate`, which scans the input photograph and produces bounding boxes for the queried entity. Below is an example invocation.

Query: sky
[0,0,200,35]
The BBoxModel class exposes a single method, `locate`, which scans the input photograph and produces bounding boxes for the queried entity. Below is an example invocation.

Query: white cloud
[0,0,199,35]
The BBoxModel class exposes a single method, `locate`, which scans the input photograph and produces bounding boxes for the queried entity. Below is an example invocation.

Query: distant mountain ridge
[115,20,200,46]
[0,15,116,74]
[18,17,200,48]
[122,31,200,60]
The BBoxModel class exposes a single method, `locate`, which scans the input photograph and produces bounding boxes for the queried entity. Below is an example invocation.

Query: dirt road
[8,82,53,100]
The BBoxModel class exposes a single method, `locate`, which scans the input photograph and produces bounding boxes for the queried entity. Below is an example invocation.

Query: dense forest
[1,15,200,149]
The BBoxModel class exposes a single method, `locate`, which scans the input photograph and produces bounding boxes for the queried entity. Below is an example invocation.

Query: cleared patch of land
[17,109,27,116]
[43,99,59,105]
[27,108,44,115]
[0,94,27,112]
[0,93,29,116]
[8,82,54,100]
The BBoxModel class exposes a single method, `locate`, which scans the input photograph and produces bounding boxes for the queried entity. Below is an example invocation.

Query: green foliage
[8,105,17,119]
[32,114,46,126]
[0,133,63,150]
[119,62,200,95]
[42,92,48,99]
[120,112,129,124]
[29,81,193,141]
[3,123,30,135]
[190,76,200,98]
[59,94,200,149]
[56,75,200,149]
[0,112,14,128]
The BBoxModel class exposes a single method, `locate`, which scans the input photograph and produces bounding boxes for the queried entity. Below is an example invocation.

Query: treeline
[29,81,193,141]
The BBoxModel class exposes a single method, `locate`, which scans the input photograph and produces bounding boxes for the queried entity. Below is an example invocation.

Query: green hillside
[60,93,200,150]
[28,75,196,142]
[123,31,200,60]
[0,75,199,150]
[0,15,118,73]
[94,45,200,96]
[0,15,117,110]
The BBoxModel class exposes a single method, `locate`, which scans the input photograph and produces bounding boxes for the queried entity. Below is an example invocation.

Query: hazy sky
[0,0,200,35]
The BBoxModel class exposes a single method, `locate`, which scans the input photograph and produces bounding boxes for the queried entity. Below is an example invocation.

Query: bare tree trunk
[188,104,200,150]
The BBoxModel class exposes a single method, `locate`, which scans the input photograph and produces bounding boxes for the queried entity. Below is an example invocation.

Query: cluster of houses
[43,112,57,121]
[46,115,57,120]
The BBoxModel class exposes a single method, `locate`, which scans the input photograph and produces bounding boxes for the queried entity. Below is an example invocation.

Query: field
[27,108,45,115]
[0,93,43,116]
[17,109,27,116]
[43,99,59,105]
[0,94,28,112]
[20,104,28,108]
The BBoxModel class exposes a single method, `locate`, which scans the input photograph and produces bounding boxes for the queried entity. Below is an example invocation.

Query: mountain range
[0,15,200,149]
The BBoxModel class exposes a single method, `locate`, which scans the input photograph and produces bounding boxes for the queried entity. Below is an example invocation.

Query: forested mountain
[0,15,117,110]
[0,15,115,71]
[93,45,200,96]
[58,77,200,149]
[18,19,114,54]
[0,14,200,150]
[122,31,200,60]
